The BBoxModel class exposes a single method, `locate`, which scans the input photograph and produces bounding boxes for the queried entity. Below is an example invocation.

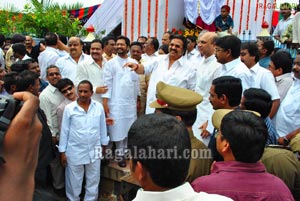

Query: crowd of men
[0,2,300,201]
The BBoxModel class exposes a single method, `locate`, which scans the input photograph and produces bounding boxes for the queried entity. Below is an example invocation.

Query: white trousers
[65,160,100,201]
[107,137,128,156]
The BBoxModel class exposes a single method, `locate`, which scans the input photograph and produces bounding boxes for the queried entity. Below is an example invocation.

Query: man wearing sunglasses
[56,78,77,130]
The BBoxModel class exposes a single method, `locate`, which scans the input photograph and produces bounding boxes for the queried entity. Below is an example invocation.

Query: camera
[0,95,23,164]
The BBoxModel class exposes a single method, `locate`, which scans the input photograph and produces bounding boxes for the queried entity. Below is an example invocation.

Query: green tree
[0,0,84,37]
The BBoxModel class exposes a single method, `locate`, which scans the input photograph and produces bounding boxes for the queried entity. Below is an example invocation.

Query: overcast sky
[0,0,104,11]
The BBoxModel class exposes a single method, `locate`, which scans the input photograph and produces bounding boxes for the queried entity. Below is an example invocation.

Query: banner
[69,4,101,24]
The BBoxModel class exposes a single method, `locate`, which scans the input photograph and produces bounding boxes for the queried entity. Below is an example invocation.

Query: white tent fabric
[200,0,224,25]
[184,0,225,25]
[122,0,185,43]
[85,0,276,42]
[84,0,124,37]
[184,0,275,40]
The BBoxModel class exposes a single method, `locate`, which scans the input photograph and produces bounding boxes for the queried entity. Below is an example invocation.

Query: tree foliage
[0,0,84,37]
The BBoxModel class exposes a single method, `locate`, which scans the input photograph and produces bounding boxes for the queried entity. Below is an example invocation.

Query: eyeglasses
[61,86,73,94]
[48,72,60,76]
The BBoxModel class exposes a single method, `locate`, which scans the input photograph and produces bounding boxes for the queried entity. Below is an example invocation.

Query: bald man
[55,37,91,81]
[192,32,221,145]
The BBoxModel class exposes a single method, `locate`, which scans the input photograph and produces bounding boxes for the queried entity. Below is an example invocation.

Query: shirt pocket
[284,103,299,118]
[71,114,86,132]
[88,114,101,133]
[119,72,137,99]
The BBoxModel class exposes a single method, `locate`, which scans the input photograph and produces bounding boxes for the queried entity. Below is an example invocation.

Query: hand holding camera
[0,92,42,201]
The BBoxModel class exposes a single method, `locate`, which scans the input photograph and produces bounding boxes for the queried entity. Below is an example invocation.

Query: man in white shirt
[38,32,61,81]
[102,36,139,167]
[12,43,31,61]
[128,113,232,201]
[56,36,91,82]
[192,32,221,144]
[137,36,147,53]
[142,37,159,61]
[273,3,293,43]
[268,51,293,101]
[125,34,197,114]
[76,39,108,103]
[39,65,65,194]
[59,80,109,201]
[130,42,146,116]
[185,35,202,66]
[140,37,159,115]
[40,66,64,143]
[161,31,171,45]
[214,35,253,90]
[240,42,280,119]
[274,53,300,141]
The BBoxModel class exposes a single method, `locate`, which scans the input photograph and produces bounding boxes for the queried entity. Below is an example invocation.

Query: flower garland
[154,0,158,37]
[171,28,200,39]
[239,0,244,34]
[246,0,251,30]
[164,0,168,31]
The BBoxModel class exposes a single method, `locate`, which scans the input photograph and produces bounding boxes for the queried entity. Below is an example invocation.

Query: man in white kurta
[59,81,109,201]
[126,35,197,114]
[102,36,139,167]
[192,32,221,145]
[145,55,196,114]
[76,39,107,103]
[274,54,300,138]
